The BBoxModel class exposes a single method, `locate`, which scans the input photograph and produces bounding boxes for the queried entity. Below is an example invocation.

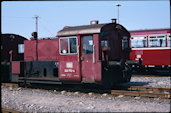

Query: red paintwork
[11,61,20,74]
[38,39,58,61]
[130,28,170,36]
[130,28,171,66]
[81,34,101,82]
[24,39,58,61]
[58,60,81,81]
[57,35,81,81]
[57,34,102,82]
[24,40,36,61]
[130,49,171,65]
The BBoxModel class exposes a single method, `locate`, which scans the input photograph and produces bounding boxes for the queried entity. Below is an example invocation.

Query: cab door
[81,35,95,82]
[58,36,81,81]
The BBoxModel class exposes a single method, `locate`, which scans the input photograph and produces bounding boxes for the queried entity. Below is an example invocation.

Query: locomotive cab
[57,20,132,88]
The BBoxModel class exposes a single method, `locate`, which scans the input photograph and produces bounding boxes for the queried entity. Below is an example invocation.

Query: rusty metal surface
[1,108,22,113]
[1,83,19,88]
[111,86,171,99]
[57,23,106,36]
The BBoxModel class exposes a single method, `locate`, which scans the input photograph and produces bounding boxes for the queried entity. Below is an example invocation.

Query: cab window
[122,36,129,50]
[101,40,109,47]
[60,37,77,54]
[18,44,24,53]
[82,35,93,54]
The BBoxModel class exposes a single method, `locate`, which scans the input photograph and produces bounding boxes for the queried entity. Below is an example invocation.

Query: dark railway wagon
[1,34,27,82]
[11,19,133,88]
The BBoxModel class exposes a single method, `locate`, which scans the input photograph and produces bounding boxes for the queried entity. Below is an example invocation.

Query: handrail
[77,45,80,62]
[93,45,95,64]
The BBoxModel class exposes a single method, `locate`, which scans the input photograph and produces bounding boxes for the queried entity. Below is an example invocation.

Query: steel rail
[111,86,171,99]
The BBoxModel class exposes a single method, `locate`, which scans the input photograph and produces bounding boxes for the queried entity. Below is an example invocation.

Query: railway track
[1,83,171,99]
[1,83,19,88]
[1,108,22,113]
[112,86,170,99]
[132,74,170,77]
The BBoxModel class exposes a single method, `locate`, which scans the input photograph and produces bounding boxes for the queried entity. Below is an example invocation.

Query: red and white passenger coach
[129,28,171,72]
[11,19,132,88]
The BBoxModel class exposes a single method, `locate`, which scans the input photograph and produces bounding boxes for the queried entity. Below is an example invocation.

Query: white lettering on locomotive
[64,69,76,73]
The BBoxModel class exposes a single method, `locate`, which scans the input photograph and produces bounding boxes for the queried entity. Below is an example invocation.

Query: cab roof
[57,23,108,36]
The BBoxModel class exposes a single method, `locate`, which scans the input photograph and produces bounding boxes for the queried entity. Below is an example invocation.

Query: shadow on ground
[120,82,150,87]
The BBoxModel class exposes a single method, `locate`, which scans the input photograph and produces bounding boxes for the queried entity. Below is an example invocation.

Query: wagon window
[131,36,147,48]
[167,35,171,47]
[60,37,77,54]
[148,35,166,47]
[82,35,93,54]
[18,44,24,53]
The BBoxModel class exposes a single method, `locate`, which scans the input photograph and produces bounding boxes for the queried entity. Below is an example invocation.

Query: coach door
[81,35,95,82]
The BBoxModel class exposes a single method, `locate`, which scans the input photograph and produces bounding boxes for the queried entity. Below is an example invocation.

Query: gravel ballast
[2,77,171,112]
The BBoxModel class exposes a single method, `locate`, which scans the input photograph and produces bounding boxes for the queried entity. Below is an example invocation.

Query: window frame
[59,36,78,55]
[148,34,166,47]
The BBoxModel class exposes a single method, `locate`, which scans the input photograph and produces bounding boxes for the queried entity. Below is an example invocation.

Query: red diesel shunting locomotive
[11,19,132,88]
[129,28,171,73]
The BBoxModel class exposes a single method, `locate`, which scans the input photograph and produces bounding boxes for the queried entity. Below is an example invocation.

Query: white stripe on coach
[132,47,171,50]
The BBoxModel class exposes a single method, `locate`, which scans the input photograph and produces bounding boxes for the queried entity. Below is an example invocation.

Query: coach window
[131,36,147,48]
[60,37,77,54]
[149,35,166,47]
[167,35,171,47]
[148,36,158,47]
[157,36,166,47]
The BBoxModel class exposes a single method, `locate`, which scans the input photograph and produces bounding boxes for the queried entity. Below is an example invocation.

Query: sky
[1,1,170,39]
